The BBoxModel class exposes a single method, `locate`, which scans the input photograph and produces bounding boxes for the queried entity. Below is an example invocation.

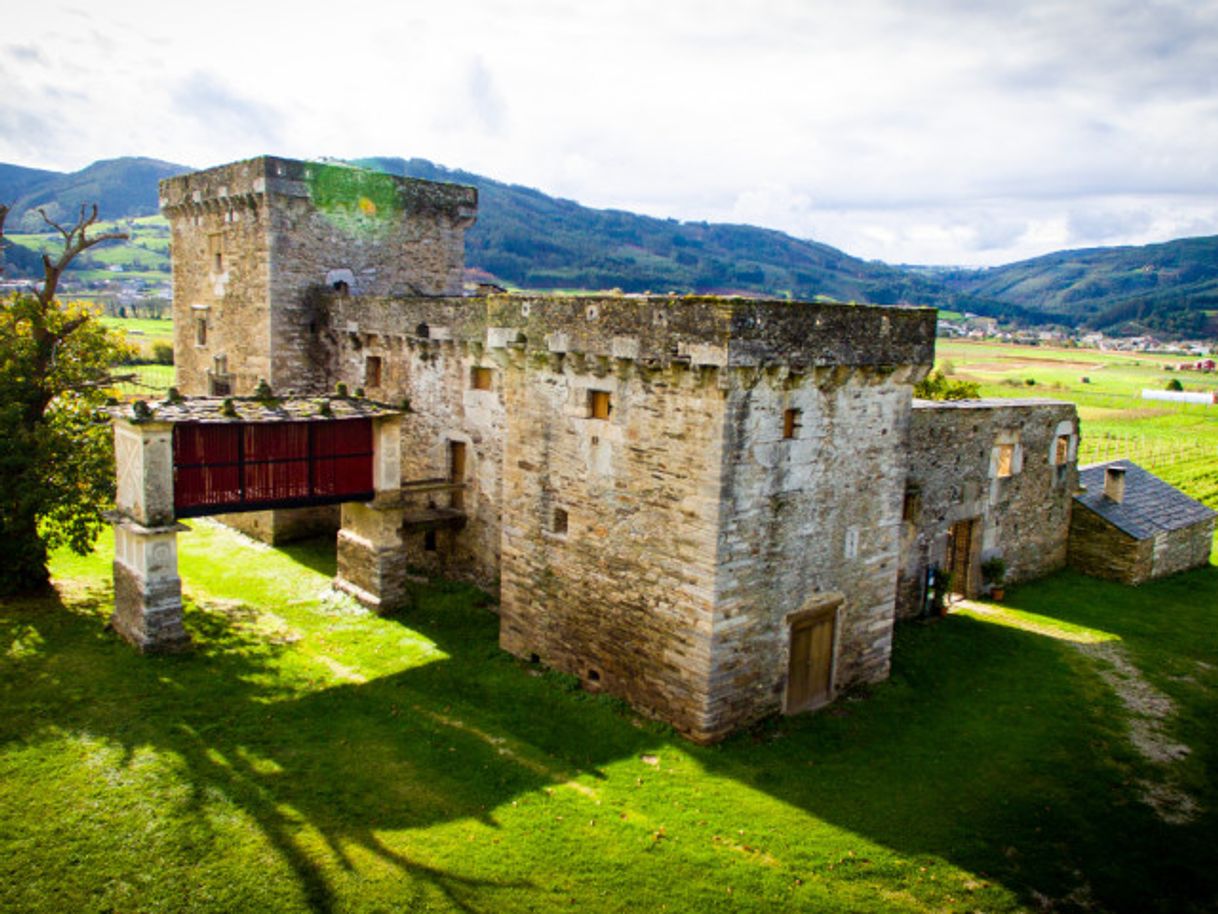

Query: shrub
[152,341,174,365]
[1167,378,1184,392]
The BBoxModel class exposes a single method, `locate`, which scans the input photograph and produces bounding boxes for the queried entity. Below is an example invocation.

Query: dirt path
[955,600,1198,824]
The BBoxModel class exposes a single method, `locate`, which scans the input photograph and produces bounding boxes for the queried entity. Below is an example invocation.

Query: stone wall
[1067,504,1152,584]
[705,366,923,738]
[1151,517,1215,578]
[498,355,728,739]
[1069,506,1214,585]
[897,399,1079,616]
[162,158,274,397]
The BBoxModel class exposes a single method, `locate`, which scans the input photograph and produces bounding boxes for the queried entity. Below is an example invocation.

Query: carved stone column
[110,417,190,652]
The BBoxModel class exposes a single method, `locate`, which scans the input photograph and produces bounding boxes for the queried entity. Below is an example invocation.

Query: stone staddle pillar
[110,417,190,652]
[335,415,408,612]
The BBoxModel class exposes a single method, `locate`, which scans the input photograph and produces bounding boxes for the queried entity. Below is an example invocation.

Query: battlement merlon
[158,155,478,224]
[334,293,938,372]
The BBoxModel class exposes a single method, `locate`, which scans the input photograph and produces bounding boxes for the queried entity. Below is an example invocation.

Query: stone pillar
[334,415,408,612]
[110,418,190,652]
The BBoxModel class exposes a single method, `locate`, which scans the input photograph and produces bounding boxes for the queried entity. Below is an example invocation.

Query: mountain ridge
[3,155,1215,336]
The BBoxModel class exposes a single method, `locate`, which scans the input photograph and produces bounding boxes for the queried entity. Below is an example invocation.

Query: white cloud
[1,0,1216,265]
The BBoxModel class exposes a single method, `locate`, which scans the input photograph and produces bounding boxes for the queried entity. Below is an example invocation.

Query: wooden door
[787,612,835,713]
[448,441,466,510]
[946,519,976,597]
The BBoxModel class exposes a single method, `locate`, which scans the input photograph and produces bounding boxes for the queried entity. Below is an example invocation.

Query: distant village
[936,313,1217,360]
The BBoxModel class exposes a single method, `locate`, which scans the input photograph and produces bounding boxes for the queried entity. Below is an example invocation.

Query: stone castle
[157,156,1110,742]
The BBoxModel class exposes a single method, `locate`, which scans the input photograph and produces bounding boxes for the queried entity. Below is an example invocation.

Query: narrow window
[207,232,224,273]
[996,443,1015,478]
[423,529,437,552]
[1054,435,1070,465]
[471,366,493,391]
[552,507,568,535]
[195,315,208,347]
[589,390,611,420]
[365,355,382,388]
[783,408,801,439]
[902,485,921,521]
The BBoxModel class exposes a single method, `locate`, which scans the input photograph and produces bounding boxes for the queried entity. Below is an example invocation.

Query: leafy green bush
[914,370,980,400]
[152,341,174,365]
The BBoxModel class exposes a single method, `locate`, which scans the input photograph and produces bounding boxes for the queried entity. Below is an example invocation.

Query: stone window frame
[782,407,802,440]
[192,305,209,348]
[471,366,494,391]
[365,355,383,389]
[990,433,1022,479]
[588,389,612,420]
[207,232,225,274]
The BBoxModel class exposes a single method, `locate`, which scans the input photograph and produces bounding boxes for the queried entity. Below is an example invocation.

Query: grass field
[936,340,1218,508]
[2,519,1215,913]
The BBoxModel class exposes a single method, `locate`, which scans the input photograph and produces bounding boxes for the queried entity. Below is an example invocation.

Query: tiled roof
[1075,461,1216,540]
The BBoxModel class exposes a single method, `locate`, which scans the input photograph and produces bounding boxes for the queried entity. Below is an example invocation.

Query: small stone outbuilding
[1069,462,1215,585]
[897,398,1079,616]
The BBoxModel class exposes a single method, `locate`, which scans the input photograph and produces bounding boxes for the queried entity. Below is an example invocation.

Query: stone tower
[160,156,477,398]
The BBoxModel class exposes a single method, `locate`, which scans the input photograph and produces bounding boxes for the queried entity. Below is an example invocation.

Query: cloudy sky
[4,0,1217,266]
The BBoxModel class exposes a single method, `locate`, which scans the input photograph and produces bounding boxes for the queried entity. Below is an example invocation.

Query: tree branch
[36,204,129,306]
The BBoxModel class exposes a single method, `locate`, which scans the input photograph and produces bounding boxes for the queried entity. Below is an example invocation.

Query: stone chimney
[1104,465,1127,503]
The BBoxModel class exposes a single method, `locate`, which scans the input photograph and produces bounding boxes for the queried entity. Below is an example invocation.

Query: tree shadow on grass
[0,582,656,913]
[5,567,1217,913]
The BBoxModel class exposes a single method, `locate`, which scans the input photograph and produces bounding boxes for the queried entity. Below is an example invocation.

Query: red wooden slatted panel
[313,419,373,457]
[313,455,374,497]
[244,422,310,462]
[175,465,242,511]
[174,423,239,467]
[243,457,311,502]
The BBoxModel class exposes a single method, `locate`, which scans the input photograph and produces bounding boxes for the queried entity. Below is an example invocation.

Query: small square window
[471,366,493,391]
[365,355,382,388]
[589,390,611,420]
[552,507,568,535]
[996,443,1015,478]
[783,408,801,439]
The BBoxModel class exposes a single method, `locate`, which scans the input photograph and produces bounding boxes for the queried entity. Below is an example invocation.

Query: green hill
[356,156,964,308]
[944,236,1218,336]
[3,154,1216,337]
[6,157,188,232]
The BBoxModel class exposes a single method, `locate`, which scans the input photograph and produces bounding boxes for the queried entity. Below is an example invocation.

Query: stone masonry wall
[497,355,727,739]
[897,399,1079,616]
[1152,517,1215,578]
[1067,504,1151,584]
[162,158,273,396]
[705,367,923,738]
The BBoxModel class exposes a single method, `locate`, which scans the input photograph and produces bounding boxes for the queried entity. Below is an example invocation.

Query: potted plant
[981,556,1007,601]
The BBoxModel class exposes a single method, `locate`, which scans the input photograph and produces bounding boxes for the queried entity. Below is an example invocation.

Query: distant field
[936,339,1218,507]
[9,215,171,283]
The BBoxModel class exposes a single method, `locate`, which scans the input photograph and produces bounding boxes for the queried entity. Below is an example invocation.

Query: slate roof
[108,396,400,424]
[1075,461,1216,540]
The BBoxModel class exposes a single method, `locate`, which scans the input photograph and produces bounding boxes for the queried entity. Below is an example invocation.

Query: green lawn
[2,520,1216,913]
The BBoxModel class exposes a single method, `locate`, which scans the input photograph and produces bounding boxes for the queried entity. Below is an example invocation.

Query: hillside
[356,156,966,307]
[942,236,1218,336]
[3,154,1216,337]
[4,158,188,232]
